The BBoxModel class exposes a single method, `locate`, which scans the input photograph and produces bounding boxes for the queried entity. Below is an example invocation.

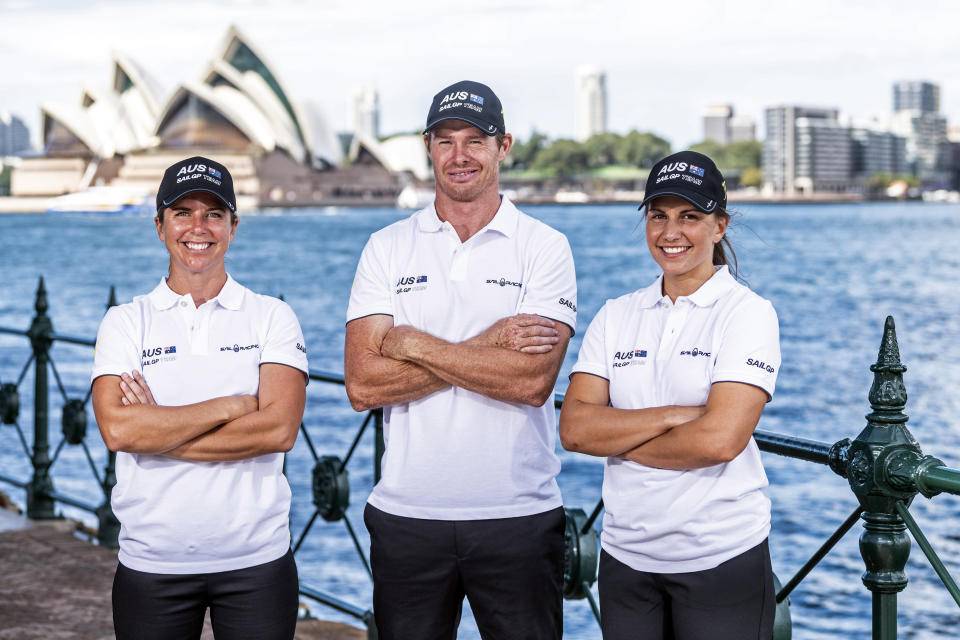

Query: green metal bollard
[830,316,941,640]
[96,285,120,547]
[25,277,57,520]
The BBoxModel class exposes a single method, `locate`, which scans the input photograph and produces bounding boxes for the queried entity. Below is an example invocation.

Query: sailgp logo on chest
[141,345,177,367]
[485,276,522,288]
[220,343,259,353]
[679,347,711,358]
[612,348,647,368]
[396,275,428,295]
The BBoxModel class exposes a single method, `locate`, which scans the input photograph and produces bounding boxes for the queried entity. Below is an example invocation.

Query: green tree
[531,139,589,175]
[688,140,762,171]
[741,166,763,188]
[616,131,671,168]
[582,132,621,168]
[0,165,12,196]
[506,131,548,169]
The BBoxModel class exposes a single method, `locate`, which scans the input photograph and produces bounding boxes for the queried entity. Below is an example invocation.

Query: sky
[2,0,960,150]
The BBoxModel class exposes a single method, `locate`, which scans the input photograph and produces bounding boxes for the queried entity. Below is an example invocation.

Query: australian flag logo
[163,346,177,354]
[469,94,484,105]
[634,349,647,358]
[416,275,428,283]
[208,167,222,179]
[689,165,705,177]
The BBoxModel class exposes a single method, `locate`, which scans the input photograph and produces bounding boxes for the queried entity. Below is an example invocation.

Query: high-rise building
[351,87,380,140]
[703,105,733,144]
[729,116,756,143]
[703,105,755,145]
[763,106,852,194]
[575,66,607,142]
[893,81,940,114]
[887,81,948,186]
[850,127,907,179]
[0,112,31,156]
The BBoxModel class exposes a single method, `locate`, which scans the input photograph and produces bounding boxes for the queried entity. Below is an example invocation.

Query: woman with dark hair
[91,156,308,640]
[560,150,780,639]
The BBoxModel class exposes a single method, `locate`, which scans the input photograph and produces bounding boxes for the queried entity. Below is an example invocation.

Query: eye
[648,212,666,221]
[207,211,224,219]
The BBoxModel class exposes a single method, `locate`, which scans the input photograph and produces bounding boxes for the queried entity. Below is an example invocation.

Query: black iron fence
[3,278,960,639]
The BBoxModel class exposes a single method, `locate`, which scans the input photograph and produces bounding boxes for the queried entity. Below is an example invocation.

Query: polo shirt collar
[637,265,735,308]
[416,195,519,238]
[147,274,243,311]
[687,265,735,306]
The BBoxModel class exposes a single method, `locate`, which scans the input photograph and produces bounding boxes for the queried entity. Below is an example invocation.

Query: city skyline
[2,0,960,150]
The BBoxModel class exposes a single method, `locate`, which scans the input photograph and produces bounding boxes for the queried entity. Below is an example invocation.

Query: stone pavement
[0,503,365,640]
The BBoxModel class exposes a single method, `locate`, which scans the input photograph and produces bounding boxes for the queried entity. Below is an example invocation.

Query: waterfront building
[575,66,607,142]
[703,105,756,145]
[11,25,359,202]
[350,87,380,141]
[729,115,756,143]
[703,105,733,144]
[763,105,853,194]
[886,81,949,187]
[893,80,940,114]
[793,117,853,194]
[0,112,32,156]
[850,126,907,180]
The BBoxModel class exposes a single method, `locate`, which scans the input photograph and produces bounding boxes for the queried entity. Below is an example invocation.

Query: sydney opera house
[11,26,430,207]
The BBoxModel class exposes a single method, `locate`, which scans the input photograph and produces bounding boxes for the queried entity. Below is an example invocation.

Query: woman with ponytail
[560,151,780,639]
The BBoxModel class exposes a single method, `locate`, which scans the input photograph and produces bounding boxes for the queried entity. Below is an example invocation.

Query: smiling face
[155,191,237,287]
[645,195,728,299]
[426,120,511,204]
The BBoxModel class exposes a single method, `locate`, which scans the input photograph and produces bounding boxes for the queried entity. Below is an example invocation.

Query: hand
[380,325,421,361]
[119,371,157,406]
[479,314,559,353]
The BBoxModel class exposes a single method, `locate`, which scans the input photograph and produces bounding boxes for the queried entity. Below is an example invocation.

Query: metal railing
[3,277,960,639]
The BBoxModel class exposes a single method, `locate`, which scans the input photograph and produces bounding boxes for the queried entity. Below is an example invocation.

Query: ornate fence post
[96,285,121,547]
[831,317,934,640]
[373,408,384,484]
[26,277,57,519]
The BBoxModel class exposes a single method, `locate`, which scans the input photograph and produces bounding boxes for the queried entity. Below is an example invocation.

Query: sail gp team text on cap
[156,155,237,213]
[425,80,505,136]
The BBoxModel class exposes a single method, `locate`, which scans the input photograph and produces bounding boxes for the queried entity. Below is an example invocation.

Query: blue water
[2,202,960,638]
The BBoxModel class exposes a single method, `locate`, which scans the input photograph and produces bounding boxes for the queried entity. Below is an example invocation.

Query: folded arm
[380,318,571,407]
[559,372,705,456]
[164,364,306,462]
[92,372,258,454]
[619,382,768,470]
[345,313,567,410]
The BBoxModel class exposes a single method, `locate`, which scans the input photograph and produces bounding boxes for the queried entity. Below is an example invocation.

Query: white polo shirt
[347,197,577,520]
[91,275,308,574]
[571,266,780,573]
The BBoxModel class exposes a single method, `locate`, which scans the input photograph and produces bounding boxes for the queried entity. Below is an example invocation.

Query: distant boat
[46,187,153,215]
[396,184,434,210]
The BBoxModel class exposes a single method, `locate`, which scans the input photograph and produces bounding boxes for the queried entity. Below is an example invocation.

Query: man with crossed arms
[344,80,577,639]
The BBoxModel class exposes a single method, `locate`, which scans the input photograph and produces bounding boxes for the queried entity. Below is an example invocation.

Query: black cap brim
[159,188,236,213]
[425,115,500,136]
[639,188,719,214]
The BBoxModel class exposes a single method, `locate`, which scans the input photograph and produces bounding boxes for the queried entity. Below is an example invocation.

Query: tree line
[505,132,764,187]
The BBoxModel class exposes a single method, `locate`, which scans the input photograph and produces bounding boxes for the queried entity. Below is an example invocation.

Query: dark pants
[599,539,775,640]
[112,549,299,640]
[364,504,565,640]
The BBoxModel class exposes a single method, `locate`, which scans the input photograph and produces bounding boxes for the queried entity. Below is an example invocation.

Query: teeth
[662,247,687,254]
[186,242,211,250]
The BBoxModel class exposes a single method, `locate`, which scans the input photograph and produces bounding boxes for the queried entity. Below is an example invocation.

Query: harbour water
[1,202,959,638]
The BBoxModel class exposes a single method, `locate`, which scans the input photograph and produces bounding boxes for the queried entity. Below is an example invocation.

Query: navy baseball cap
[640,150,726,213]
[156,156,236,213]
[425,80,505,136]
